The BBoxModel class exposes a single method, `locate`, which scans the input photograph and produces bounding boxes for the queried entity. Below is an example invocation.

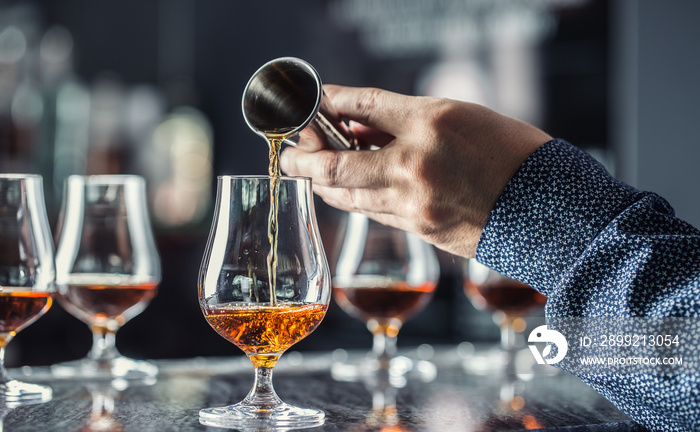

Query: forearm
[476,138,700,431]
[477,138,700,316]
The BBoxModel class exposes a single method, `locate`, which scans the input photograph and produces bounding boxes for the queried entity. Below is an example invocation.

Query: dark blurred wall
[4,0,612,366]
[611,0,700,228]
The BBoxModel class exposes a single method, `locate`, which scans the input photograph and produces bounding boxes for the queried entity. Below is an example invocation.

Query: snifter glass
[0,174,55,404]
[462,259,546,375]
[53,175,161,379]
[198,176,331,429]
[332,212,440,381]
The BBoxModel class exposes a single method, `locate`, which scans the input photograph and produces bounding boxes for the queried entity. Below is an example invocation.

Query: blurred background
[1,0,698,366]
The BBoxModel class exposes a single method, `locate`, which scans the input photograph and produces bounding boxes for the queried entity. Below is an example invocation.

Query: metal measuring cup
[241,57,356,150]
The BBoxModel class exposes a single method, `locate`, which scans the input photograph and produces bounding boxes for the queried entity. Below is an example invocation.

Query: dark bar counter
[5,345,645,431]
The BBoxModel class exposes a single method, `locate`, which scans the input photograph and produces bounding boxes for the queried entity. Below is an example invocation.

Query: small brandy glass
[0,174,55,404]
[53,175,161,379]
[332,213,440,381]
[198,175,331,429]
[462,259,546,375]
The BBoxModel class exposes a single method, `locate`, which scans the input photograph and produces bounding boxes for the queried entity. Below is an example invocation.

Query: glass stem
[0,343,11,384]
[369,318,401,368]
[499,316,517,376]
[89,324,120,364]
[373,332,397,361]
[242,367,282,409]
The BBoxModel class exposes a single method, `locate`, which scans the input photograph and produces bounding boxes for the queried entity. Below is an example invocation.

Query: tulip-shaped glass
[198,176,331,429]
[462,260,546,375]
[54,175,161,379]
[332,213,439,380]
[0,174,55,403]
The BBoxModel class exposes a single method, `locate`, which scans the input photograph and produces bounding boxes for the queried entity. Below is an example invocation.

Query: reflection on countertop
[5,345,644,432]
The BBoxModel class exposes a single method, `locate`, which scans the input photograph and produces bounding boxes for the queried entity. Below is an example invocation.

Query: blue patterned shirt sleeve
[476,139,700,431]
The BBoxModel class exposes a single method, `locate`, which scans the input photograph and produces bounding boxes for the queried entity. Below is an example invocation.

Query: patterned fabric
[476,139,700,432]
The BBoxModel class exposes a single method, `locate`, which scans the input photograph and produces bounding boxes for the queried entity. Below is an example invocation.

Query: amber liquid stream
[266,135,283,306]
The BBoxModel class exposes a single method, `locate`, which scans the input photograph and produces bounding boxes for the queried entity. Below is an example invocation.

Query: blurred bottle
[0,5,42,175]
[0,11,91,223]
[146,105,213,229]
[85,74,130,176]
[38,25,90,216]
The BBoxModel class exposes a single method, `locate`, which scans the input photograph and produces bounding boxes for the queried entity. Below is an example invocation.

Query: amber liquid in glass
[58,275,158,326]
[203,303,327,367]
[333,278,436,324]
[464,279,546,317]
[0,290,53,345]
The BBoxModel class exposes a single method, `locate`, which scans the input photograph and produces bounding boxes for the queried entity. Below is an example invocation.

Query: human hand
[280,85,551,258]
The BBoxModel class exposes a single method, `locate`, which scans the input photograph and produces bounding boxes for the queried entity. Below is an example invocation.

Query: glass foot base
[199,402,325,430]
[51,356,158,380]
[1,380,52,406]
[461,347,558,377]
[331,355,437,386]
[461,347,509,375]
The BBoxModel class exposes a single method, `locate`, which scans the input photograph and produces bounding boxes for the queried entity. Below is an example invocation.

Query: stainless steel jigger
[242,57,356,150]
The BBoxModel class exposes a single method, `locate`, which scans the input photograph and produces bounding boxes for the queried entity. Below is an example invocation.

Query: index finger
[280,145,389,189]
[324,85,413,137]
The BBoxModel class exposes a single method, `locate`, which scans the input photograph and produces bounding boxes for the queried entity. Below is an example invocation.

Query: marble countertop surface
[3,345,646,431]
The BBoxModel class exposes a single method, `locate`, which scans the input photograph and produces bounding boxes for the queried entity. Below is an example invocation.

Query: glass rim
[0,173,43,180]
[66,174,145,185]
[217,175,312,182]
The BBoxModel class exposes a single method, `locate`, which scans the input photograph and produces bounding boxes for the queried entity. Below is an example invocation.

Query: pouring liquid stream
[265,128,294,306]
